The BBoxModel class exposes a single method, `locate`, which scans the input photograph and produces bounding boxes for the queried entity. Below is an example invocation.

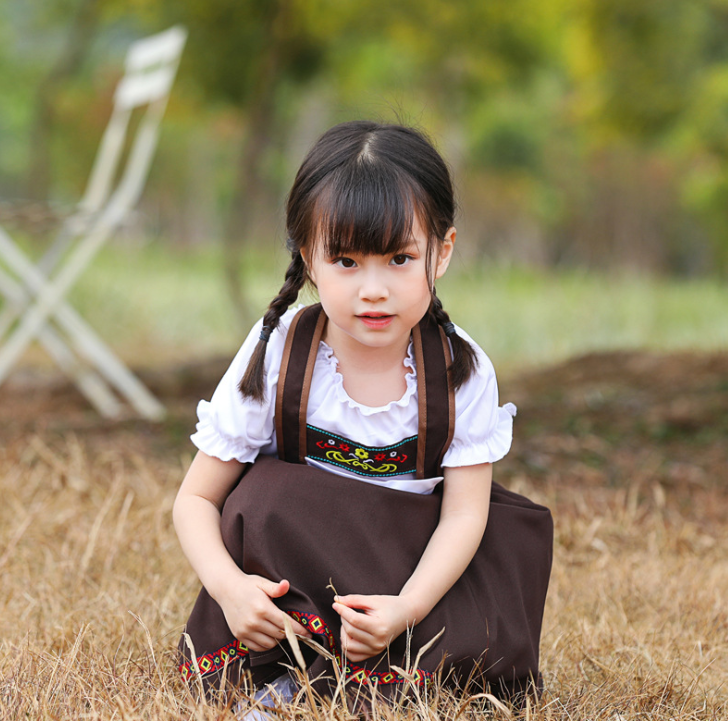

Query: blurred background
[2,0,728,374]
[4,8,728,717]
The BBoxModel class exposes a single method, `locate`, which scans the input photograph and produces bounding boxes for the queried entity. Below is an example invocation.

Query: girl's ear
[435,227,456,279]
[299,247,316,285]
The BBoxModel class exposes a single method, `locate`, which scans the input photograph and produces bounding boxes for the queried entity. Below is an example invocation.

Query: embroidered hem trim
[179,610,432,687]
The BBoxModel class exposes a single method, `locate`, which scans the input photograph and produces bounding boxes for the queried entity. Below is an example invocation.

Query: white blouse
[191,306,516,494]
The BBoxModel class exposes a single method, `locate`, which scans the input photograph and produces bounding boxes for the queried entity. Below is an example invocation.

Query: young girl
[175,121,552,703]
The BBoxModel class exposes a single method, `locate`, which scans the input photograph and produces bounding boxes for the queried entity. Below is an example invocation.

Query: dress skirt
[179,454,553,701]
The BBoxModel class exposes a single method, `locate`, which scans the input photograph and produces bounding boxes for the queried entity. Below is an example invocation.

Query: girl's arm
[174,450,310,651]
[333,462,492,662]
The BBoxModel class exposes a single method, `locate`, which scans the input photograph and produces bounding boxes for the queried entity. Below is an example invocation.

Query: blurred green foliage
[2,0,728,285]
[64,241,728,370]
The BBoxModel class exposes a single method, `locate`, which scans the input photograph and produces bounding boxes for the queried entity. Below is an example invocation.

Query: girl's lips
[357,314,394,329]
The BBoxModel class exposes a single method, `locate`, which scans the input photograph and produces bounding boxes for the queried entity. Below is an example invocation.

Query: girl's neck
[323,327,411,407]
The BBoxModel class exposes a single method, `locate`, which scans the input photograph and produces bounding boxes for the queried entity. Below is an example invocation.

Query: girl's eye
[333,257,357,268]
[390,254,412,266]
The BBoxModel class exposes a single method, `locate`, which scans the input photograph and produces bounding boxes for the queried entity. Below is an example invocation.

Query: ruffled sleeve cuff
[188,307,303,464]
[190,400,261,464]
[442,403,517,467]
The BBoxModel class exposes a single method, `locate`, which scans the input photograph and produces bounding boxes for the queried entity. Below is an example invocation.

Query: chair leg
[0,230,164,420]
[0,299,165,421]
[38,324,125,418]
[55,303,166,420]
[0,265,123,417]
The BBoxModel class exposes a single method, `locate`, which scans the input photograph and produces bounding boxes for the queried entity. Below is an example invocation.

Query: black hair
[239,120,478,400]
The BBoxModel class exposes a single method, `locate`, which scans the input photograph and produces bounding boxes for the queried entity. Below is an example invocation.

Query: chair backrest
[40,25,186,272]
[78,25,187,217]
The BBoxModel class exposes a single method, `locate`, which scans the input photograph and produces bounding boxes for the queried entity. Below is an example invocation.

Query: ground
[1,350,726,719]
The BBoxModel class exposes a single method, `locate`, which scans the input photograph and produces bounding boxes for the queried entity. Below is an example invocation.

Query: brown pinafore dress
[179,304,553,701]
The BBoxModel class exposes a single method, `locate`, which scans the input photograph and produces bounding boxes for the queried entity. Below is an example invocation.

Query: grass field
[1,241,727,719]
[2,350,727,719]
[55,241,728,372]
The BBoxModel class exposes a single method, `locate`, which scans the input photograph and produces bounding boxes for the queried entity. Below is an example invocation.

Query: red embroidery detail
[180,610,431,687]
[306,426,418,478]
[288,610,432,687]
[178,638,248,681]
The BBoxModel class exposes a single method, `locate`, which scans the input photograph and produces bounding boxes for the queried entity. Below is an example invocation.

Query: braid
[429,291,478,390]
[238,251,307,401]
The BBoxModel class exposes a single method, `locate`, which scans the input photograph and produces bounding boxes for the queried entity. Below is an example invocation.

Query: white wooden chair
[0,25,187,420]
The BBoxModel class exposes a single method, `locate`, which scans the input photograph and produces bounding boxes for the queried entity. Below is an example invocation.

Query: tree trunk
[223,96,279,331]
[223,3,292,332]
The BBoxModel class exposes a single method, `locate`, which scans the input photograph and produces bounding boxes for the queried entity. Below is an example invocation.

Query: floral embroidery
[307,425,417,478]
[322,450,399,474]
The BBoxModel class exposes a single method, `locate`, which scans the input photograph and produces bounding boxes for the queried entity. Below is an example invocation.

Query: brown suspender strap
[275,304,327,464]
[275,305,454,478]
[441,327,457,462]
[412,313,454,479]
[299,310,327,463]
[274,309,302,461]
[412,323,428,477]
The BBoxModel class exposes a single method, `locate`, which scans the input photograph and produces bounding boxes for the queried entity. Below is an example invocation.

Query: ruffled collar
[317,340,417,416]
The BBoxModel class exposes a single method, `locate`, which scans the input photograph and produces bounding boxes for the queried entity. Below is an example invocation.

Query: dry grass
[1,352,727,719]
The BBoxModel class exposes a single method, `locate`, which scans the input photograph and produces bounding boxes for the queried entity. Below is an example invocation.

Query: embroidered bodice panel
[191,306,516,495]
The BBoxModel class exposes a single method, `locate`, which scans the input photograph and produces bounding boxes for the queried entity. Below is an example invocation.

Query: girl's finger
[335,594,374,610]
[340,618,371,644]
[244,631,280,652]
[234,619,282,644]
[346,647,379,662]
[261,578,290,598]
[278,614,312,638]
[341,633,380,661]
[333,602,376,632]
[342,623,384,653]
[264,618,311,642]
[260,619,288,639]
[341,629,371,656]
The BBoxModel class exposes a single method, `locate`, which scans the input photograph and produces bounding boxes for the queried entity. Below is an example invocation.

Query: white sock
[236,673,298,720]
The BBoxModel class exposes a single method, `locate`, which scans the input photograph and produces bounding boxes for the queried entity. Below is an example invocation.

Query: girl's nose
[358,268,389,302]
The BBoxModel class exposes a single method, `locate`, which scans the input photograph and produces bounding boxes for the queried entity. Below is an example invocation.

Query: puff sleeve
[440,326,516,468]
[189,308,300,463]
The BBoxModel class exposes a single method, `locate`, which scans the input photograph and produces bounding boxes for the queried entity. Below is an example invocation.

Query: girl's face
[303,217,455,358]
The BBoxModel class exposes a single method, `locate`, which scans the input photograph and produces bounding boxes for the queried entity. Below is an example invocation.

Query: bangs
[312,162,432,258]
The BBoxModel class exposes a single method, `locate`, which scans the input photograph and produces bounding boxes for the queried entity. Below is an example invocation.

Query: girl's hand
[332,594,414,662]
[217,575,311,652]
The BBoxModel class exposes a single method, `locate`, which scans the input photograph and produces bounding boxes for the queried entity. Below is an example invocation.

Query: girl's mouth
[357,313,394,329]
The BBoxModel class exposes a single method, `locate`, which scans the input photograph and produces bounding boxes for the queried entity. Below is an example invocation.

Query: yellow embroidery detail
[325,450,398,474]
